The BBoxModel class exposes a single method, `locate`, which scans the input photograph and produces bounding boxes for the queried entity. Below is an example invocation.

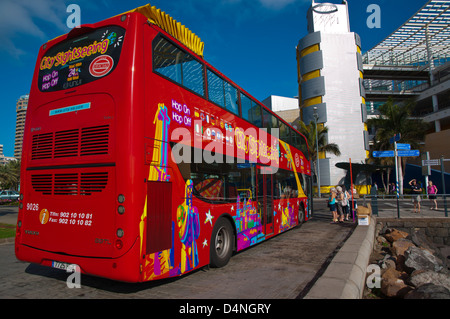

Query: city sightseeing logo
[39,39,110,71]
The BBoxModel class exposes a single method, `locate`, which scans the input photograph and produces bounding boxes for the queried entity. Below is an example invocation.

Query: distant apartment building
[297,0,368,192]
[0,144,16,165]
[362,0,450,173]
[262,95,300,129]
[14,94,29,159]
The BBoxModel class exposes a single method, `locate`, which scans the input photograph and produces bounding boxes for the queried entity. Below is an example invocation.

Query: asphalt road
[1,196,447,300]
[0,203,355,299]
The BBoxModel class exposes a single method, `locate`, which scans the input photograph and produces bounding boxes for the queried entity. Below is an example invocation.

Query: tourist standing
[336,186,344,222]
[427,180,438,211]
[329,188,337,223]
[409,179,422,213]
[342,186,351,221]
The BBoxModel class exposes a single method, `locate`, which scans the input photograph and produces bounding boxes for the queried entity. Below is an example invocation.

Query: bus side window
[262,108,279,137]
[224,82,239,116]
[153,37,182,83]
[182,55,205,96]
[241,93,262,127]
[207,69,225,108]
[207,69,239,116]
[153,36,205,97]
[280,122,291,145]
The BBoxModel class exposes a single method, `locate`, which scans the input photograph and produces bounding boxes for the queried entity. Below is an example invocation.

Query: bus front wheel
[210,218,234,268]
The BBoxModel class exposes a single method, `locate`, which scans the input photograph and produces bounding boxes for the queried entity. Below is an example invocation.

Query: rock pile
[368,226,450,299]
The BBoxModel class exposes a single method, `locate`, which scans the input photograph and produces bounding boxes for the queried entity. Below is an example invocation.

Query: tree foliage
[367,98,430,193]
[0,160,20,190]
[297,120,341,182]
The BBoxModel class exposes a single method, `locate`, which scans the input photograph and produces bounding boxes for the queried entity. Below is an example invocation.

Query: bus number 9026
[27,203,39,211]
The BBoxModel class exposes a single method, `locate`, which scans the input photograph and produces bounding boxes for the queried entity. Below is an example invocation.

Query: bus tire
[210,217,234,268]
[298,204,305,227]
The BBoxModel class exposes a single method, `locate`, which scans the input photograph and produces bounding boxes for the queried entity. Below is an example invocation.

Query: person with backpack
[427,180,438,211]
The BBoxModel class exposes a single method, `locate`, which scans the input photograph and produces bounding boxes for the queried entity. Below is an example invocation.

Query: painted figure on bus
[177,179,200,273]
[279,141,306,198]
[142,221,180,281]
[149,103,171,182]
[280,201,295,232]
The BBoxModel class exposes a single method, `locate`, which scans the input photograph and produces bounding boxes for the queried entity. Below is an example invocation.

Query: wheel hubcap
[215,226,230,258]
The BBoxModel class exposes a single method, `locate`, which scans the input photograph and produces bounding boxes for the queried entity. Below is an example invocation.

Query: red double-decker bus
[15,5,312,282]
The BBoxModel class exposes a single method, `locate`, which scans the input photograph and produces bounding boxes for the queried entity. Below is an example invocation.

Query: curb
[304,216,376,299]
[0,237,15,245]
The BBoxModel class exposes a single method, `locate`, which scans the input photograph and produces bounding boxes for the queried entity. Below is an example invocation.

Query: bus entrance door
[257,166,274,235]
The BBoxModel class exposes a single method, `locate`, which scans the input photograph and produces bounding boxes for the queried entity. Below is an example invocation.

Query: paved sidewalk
[304,217,376,299]
[2,199,448,298]
[0,206,18,245]
[0,206,18,225]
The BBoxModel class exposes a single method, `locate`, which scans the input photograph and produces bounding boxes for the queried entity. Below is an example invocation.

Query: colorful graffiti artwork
[177,179,201,273]
[140,103,173,280]
[142,222,180,281]
[233,195,265,251]
[148,103,171,182]
[278,201,296,232]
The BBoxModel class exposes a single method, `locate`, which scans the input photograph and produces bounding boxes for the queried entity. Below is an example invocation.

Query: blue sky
[0,0,428,157]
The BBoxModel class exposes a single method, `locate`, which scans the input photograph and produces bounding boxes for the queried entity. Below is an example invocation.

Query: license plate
[52,261,71,270]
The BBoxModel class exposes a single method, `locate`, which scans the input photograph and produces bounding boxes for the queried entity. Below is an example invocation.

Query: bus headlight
[116,228,124,238]
[118,205,125,214]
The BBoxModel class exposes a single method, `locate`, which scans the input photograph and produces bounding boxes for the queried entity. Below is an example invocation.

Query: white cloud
[0,0,67,58]
[258,0,297,10]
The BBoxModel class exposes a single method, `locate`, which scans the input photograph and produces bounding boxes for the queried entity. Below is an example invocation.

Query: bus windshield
[38,25,126,92]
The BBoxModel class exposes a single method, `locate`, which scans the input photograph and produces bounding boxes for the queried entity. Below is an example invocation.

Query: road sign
[422,159,441,166]
[373,150,394,157]
[397,150,420,157]
[389,133,401,144]
[396,143,411,150]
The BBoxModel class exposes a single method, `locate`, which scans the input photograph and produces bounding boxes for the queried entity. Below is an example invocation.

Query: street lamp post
[313,107,321,198]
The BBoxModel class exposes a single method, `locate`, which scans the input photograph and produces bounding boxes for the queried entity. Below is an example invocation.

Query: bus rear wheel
[298,204,305,227]
[210,218,234,268]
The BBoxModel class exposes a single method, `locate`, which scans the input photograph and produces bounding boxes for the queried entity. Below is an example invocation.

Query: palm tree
[367,142,395,194]
[367,98,430,194]
[0,160,20,190]
[297,120,341,192]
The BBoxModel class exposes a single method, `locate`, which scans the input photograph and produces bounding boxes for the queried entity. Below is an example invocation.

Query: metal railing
[360,193,448,218]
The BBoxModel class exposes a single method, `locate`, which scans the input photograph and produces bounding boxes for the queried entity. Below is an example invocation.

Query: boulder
[405,283,450,299]
[408,270,450,290]
[392,238,415,257]
[384,229,409,243]
[381,267,413,298]
[405,246,444,273]
[411,229,436,254]
[378,254,396,270]
[376,235,388,245]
